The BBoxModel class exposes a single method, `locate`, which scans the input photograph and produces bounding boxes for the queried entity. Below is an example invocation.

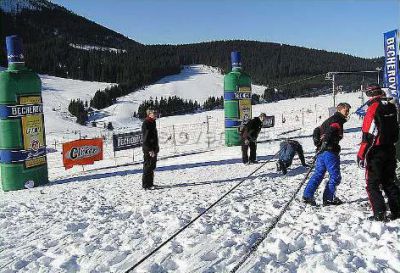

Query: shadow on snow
[51,153,278,186]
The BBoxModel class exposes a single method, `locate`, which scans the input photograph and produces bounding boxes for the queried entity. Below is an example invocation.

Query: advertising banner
[20,96,47,168]
[383,29,399,99]
[263,115,275,128]
[62,138,103,169]
[237,86,252,123]
[113,131,142,152]
[22,113,47,168]
[0,95,47,168]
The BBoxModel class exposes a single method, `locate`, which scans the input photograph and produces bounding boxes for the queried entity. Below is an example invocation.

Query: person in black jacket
[277,139,309,175]
[142,109,159,190]
[303,102,351,206]
[240,113,267,164]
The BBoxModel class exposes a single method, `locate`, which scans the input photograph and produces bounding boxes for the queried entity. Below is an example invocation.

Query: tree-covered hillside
[0,1,383,96]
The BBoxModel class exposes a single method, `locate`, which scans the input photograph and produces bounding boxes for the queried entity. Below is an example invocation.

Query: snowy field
[98,65,267,130]
[0,66,399,273]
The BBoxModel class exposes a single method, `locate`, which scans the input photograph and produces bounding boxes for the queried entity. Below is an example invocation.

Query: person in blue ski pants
[304,151,341,204]
[303,102,351,206]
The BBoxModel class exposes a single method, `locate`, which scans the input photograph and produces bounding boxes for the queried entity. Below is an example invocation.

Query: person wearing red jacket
[357,84,400,221]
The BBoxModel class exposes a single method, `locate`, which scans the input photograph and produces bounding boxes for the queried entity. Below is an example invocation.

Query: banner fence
[44,106,334,178]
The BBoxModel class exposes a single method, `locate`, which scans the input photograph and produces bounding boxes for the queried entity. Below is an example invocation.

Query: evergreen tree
[107,122,114,130]
[137,96,200,118]
[251,94,260,105]
[68,99,88,125]
[203,96,224,110]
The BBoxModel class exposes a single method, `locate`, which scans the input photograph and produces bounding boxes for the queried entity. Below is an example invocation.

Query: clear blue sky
[50,0,399,58]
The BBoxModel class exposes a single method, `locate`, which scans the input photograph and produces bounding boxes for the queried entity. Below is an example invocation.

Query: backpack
[312,126,322,147]
[375,100,399,144]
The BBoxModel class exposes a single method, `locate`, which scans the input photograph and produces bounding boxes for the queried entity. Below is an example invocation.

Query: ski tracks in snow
[2,134,400,272]
[131,156,314,272]
[0,149,277,272]
[237,145,400,273]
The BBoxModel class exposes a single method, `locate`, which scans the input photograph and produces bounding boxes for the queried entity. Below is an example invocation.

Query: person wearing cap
[240,113,267,164]
[357,84,400,221]
[142,108,159,190]
[303,102,351,206]
[277,139,309,175]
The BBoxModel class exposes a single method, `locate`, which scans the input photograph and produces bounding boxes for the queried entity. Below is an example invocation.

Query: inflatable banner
[0,35,48,191]
[224,51,252,146]
[62,138,103,169]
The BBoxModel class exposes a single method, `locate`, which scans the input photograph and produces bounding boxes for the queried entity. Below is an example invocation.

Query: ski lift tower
[325,72,336,107]
[325,70,382,107]
[376,67,382,84]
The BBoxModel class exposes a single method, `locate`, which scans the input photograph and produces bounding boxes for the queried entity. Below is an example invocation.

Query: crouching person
[277,139,309,175]
[240,113,267,164]
[303,102,351,206]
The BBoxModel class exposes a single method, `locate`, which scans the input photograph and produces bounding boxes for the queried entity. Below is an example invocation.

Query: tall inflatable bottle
[224,51,252,146]
[0,35,48,191]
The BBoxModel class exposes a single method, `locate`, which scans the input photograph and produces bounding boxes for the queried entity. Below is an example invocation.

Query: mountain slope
[36,65,265,131]
[0,0,180,93]
[0,0,140,48]
[0,0,381,99]
[0,0,54,13]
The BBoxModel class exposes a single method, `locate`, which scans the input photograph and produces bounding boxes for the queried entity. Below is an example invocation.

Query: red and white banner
[62,138,103,169]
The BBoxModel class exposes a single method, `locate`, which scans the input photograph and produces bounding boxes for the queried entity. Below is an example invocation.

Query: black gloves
[357,157,365,169]
[320,142,327,151]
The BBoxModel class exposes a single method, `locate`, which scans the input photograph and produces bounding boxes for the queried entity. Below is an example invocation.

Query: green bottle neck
[8,63,27,71]
[232,67,242,72]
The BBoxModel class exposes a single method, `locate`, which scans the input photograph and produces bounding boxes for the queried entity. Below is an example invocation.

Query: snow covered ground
[41,74,115,135]
[0,66,399,273]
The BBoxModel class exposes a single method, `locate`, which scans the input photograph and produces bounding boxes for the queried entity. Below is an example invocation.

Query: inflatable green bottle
[224,51,252,146]
[0,35,48,191]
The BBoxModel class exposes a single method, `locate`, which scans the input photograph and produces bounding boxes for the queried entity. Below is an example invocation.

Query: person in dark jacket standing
[357,84,400,221]
[277,139,309,175]
[240,113,267,164]
[142,109,159,190]
[303,102,351,206]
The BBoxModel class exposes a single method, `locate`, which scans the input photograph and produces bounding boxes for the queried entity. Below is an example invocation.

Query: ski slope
[0,66,399,273]
[99,65,267,130]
